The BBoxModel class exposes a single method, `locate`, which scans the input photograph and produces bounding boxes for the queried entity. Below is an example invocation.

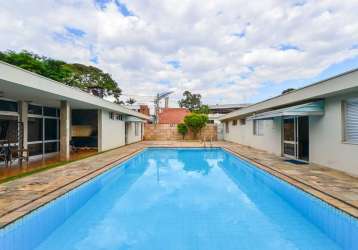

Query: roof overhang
[220,68,358,121]
[125,116,145,122]
[0,61,150,120]
[247,101,325,120]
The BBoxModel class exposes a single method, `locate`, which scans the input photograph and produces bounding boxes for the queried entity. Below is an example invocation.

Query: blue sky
[0,0,357,106]
[250,55,358,103]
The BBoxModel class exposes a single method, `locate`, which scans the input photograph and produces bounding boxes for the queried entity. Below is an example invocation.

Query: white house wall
[126,122,142,144]
[224,118,282,155]
[98,109,125,151]
[223,91,358,176]
[309,92,358,176]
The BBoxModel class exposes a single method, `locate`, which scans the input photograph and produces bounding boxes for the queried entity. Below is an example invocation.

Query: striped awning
[249,101,325,120]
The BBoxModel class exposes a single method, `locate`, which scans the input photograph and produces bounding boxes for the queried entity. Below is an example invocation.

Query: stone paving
[0,140,358,228]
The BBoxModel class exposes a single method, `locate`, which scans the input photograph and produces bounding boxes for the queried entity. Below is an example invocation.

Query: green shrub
[184,113,208,139]
[177,123,188,139]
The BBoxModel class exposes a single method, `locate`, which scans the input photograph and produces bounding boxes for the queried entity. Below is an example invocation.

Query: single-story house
[220,69,358,176]
[0,61,150,163]
[208,104,248,124]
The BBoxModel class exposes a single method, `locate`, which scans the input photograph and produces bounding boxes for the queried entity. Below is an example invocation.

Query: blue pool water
[1,148,357,250]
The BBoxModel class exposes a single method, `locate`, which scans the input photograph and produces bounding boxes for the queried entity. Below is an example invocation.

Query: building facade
[0,61,149,164]
[220,69,358,176]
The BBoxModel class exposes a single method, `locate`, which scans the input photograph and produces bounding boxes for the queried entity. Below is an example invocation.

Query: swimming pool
[1,148,357,250]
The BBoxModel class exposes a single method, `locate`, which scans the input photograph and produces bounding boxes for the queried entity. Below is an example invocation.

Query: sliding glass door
[28,104,60,158]
[283,117,297,158]
[283,116,309,161]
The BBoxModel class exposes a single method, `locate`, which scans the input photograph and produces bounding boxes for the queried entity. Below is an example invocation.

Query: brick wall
[144,124,217,141]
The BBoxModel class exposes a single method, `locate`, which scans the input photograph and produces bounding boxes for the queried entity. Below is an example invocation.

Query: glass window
[240,119,246,125]
[135,122,139,136]
[232,120,237,126]
[283,118,295,141]
[45,119,58,140]
[0,100,18,112]
[28,117,43,141]
[225,121,229,133]
[45,142,58,153]
[344,99,358,143]
[253,120,264,136]
[28,143,43,156]
[0,116,18,142]
[28,104,42,115]
[44,107,58,117]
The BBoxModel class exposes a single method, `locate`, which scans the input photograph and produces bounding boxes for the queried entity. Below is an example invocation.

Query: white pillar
[60,100,70,161]
[18,101,28,149]
[97,109,103,152]
[18,101,28,166]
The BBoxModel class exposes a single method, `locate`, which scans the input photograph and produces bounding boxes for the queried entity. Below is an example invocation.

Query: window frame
[342,99,358,145]
[134,122,139,136]
[225,121,229,133]
[253,120,264,136]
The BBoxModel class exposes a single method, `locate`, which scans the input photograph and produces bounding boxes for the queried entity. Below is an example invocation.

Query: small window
[116,114,123,121]
[225,121,229,133]
[43,107,58,117]
[109,112,115,120]
[240,119,246,125]
[0,100,18,112]
[253,120,264,136]
[344,99,358,144]
[232,120,237,126]
[28,105,42,115]
[135,122,139,136]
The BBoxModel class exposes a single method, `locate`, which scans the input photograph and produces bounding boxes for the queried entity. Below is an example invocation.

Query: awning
[125,115,145,122]
[248,101,324,120]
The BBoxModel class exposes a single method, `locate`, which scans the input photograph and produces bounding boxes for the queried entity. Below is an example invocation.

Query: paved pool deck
[0,140,357,228]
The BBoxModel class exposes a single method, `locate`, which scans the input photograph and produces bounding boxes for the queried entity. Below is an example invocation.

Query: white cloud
[0,0,357,107]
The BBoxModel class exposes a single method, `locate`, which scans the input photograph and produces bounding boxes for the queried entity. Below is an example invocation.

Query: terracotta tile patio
[0,140,357,228]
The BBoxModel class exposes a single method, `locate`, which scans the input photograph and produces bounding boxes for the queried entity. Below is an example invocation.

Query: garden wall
[144,124,218,141]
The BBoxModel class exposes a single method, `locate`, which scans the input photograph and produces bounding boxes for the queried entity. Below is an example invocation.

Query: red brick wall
[144,124,217,141]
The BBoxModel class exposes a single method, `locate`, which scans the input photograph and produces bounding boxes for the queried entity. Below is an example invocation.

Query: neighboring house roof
[208,104,249,109]
[220,68,358,121]
[0,61,150,120]
[158,108,190,124]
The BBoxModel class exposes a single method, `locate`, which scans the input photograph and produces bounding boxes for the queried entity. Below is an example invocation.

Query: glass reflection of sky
[36,148,341,250]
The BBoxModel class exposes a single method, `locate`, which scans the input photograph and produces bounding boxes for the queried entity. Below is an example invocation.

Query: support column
[18,101,28,166]
[18,101,28,150]
[97,109,103,152]
[60,100,70,161]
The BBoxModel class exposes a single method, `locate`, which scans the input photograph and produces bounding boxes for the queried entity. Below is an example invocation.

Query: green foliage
[0,50,121,102]
[193,104,209,114]
[178,91,202,111]
[184,113,208,139]
[126,98,136,104]
[177,123,188,139]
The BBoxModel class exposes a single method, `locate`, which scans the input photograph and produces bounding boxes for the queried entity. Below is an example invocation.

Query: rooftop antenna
[154,91,173,123]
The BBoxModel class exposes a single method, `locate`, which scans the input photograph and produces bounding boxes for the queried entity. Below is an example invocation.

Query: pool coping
[0,143,357,229]
[0,147,146,228]
[220,147,358,219]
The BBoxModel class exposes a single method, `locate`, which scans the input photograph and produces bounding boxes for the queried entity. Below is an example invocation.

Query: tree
[282,88,295,94]
[0,50,122,103]
[193,104,209,114]
[64,63,121,101]
[184,113,208,139]
[177,123,188,140]
[126,98,136,105]
[178,91,202,111]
